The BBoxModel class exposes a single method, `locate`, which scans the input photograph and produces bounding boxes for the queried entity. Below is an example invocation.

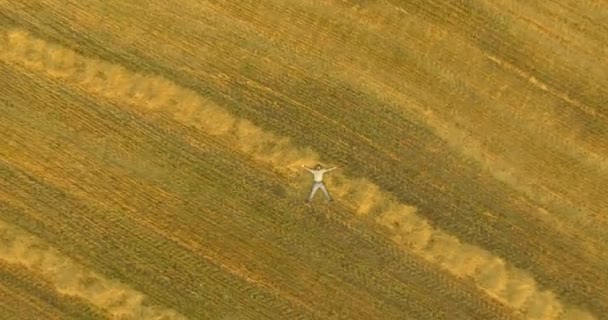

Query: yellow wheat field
[1,0,607,319]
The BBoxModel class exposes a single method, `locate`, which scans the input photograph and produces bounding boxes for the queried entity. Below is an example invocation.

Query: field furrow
[0,61,516,319]
[1,1,606,319]
[0,28,597,319]
[0,219,187,319]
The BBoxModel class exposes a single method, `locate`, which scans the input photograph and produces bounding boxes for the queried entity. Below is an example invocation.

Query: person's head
[315,164,322,170]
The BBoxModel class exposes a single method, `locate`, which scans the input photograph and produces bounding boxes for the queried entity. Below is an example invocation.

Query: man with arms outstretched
[302,164,337,203]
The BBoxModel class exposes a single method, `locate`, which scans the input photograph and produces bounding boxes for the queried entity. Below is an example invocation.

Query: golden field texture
[0,0,607,319]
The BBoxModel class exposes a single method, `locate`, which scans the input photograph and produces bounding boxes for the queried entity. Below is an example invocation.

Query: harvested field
[0,0,606,319]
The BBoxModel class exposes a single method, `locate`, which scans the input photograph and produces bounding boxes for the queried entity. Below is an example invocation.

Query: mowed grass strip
[1,1,602,316]
[5,0,605,242]
[6,1,601,316]
[0,207,187,319]
[0,62,519,319]
[0,108,311,318]
[1,28,598,319]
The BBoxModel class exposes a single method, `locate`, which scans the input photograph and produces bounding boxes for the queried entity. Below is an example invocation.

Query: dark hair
[315,164,322,169]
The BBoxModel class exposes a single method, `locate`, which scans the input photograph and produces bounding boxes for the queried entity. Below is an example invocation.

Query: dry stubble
[0,28,596,319]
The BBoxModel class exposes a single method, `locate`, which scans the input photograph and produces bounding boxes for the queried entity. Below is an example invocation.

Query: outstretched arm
[301,164,313,172]
[325,166,338,172]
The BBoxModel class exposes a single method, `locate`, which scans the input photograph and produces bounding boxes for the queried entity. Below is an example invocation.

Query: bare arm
[301,164,313,172]
[324,166,338,172]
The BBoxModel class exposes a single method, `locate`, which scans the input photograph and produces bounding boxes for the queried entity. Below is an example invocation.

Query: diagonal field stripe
[0,219,187,320]
[0,28,596,320]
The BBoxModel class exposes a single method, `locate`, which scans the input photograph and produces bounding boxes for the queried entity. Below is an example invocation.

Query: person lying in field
[302,164,338,203]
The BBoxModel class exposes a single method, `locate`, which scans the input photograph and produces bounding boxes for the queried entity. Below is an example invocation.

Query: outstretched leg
[319,183,332,202]
[308,182,322,202]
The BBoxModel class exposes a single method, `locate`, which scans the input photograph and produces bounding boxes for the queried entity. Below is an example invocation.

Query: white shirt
[306,167,336,182]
